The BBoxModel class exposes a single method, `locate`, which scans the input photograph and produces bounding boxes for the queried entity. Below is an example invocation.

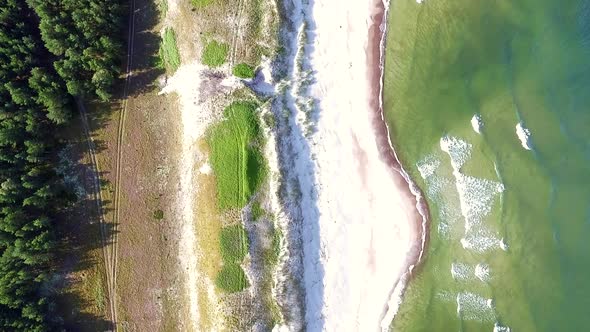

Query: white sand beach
[302,0,422,330]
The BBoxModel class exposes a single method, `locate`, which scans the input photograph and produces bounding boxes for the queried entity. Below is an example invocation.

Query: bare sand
[304,0,424,330]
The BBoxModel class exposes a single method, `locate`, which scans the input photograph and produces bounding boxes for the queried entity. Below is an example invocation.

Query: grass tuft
[215,263,249,293]
[232,63,256,79]
[192,0,214,8]
[153,209,164,220]
[250,201,264,221]
[159,28,181,72]
[157,0,168,18]
[220,225,249,263]
[202,40,229,68]
[207,101,267,210]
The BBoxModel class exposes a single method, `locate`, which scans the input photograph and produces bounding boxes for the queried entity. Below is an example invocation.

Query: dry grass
[64,0,185,330]
[194,140,224,330]
[171,0,278,69]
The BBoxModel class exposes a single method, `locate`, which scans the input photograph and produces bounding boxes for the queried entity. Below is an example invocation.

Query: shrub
[233,63,256,79]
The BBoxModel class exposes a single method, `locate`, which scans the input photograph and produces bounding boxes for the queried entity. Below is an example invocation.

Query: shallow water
[383,0,590,330]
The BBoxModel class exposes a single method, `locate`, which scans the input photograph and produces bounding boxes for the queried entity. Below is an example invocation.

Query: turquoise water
[383,0,590,330]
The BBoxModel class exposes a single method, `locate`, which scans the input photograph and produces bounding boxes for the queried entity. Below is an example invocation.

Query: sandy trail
[304,0,422,330]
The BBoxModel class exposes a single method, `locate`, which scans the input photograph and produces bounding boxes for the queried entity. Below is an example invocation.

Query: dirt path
[228,0,246,67]
[76,1,137,330]
[110,0,137,329]
[75,99,116,326]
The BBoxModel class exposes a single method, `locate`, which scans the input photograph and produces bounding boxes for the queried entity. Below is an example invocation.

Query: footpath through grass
[207,101,267,294]
[207,101,266,210]
[159,28,181,72]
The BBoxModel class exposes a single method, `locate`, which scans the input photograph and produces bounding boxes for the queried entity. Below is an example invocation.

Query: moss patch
[233,63,256,79]
[202,40,229,68]
[159,28,181,72]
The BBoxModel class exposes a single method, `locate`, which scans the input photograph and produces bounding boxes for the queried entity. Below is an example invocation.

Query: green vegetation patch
[207,101,267,210]
[157,0,168,17]
[159,28,181,72]
[202,40,229,68]
[220,225,249,263]
[263,226,281,267]
[250,201,265,221]
[215,263,249,293]
[153,209,164,220]
[233,63,256,79]
[192,0,214,8]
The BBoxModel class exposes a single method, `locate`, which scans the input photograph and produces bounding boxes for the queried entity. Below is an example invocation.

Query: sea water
[383,0,590,330]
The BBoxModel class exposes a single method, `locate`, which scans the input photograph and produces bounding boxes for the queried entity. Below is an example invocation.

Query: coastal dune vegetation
[207,101,267,210]
[201,40,230,68]
[159,27,181,73]
[206,101,266,294]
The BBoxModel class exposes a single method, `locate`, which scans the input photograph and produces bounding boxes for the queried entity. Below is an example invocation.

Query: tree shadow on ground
[55,0,163,329]
[126,0,165,98]
[54,123,119,330]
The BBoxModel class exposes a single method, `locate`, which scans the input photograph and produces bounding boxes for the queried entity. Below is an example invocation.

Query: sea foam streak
[440,136,504,247]
[456,292,495,322]
[471,114,483,134]
[516,122,532,150]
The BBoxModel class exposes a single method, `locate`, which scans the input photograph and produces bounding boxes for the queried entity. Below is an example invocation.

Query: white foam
[500,237,509,251]
[440,136,472,170]
[451,263,471,280]
[416,155,463,239]
[457,174,505,232]
[440,136,504,234]
[456,292,496,322]
[416,155,440,179]
[438,221,450,237]
[515,122,532,150]
[461,230,503,253]
[494,322,512,332]
[471,114,483,134]
[475,263,491,282]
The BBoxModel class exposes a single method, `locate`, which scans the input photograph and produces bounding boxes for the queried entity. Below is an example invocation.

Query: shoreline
[367,0,431,328]
[301,0,429,329]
